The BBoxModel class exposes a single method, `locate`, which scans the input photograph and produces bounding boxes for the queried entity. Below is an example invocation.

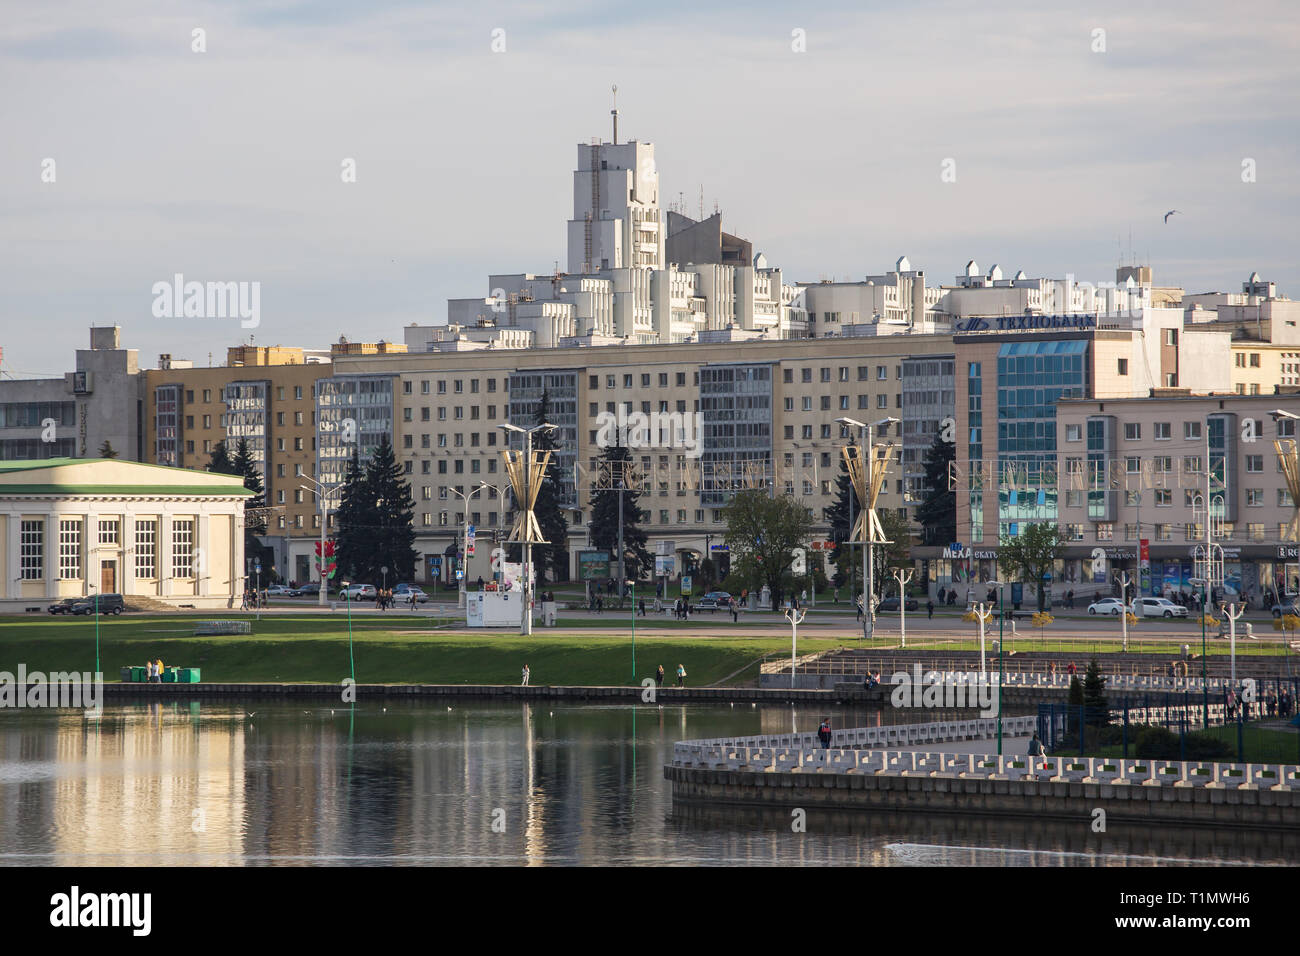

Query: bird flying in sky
[1164,209,1180,223]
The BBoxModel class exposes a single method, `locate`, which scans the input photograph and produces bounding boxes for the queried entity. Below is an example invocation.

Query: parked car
[1134,596,1188,619]
[267,585,301,597]
[694,591,732,612]
[339,584,376,600]
[394,584,428,603]
[298,582,327,596]
[1273,601,1300,619]
[47,598,80,615]
[70,593,126,615]
[876,596,919,612]
[1087,597,1127,615]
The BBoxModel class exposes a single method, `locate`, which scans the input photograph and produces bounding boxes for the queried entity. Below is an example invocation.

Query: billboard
[578,550,611,581]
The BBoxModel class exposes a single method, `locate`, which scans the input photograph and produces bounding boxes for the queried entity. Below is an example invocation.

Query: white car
[395,586,428,603]
[340,584,377,600]
[267,585,300,597]
[1134,596,1188,619]
[1087,597,1127,615]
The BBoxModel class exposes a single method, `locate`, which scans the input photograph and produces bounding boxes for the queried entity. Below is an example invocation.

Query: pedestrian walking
[1067,660,1077,678]
[656,664,665,687]
[676,664,686,688]
[926,599,934,619]
[639,599,646,617]
[521,664,530,686]
[817,717,832,750]
[731,600,739,623]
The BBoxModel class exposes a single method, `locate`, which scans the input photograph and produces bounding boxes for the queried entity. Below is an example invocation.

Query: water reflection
[0,701,1274,866]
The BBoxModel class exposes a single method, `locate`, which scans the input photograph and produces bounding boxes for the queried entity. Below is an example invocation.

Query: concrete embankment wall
[665,764,1300,830]
[87,682,848,703]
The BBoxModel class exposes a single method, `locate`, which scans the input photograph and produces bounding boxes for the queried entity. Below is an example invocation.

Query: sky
[1,0,1297,376]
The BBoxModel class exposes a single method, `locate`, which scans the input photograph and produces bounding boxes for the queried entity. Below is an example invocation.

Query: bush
[1132,725,1234,760]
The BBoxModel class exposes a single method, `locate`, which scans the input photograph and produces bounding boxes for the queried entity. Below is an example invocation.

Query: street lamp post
[1114,569,1133,652]
[893,567,913,649]
[988,580,1006,754]
[784,606,806,690]
[628,578,637,683]
[449,481,488,609]
[300,476,343,608]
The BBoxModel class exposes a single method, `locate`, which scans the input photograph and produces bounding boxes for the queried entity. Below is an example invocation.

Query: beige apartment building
[332,334,958,585]
[143,345,337,584]
[1053,391,1300,607]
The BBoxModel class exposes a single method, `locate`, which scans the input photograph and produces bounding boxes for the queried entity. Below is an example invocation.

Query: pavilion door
[101,561,117,593]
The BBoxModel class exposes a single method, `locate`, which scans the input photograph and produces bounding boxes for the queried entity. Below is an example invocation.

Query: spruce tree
[230,438,270,578]
[365,434,417,586]
[589,441,651,582]
[1083,657,1110,727]
[824,448,860,588]
[915,433,956,546]
[98,440,119,459]
[334,450,374,584]
[207,440,236,475]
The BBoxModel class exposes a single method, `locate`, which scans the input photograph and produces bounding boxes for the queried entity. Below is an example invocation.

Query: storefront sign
[954,314,1096,334]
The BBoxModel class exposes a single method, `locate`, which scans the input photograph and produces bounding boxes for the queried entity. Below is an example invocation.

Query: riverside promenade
[667,717,1300,830]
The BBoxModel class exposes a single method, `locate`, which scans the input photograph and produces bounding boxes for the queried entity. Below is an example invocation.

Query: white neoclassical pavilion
[0,458,250,612]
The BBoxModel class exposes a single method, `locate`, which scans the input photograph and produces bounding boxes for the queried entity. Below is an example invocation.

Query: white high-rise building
[566,139,663,274]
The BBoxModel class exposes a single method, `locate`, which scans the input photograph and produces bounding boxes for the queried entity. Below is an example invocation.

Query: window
[1280,489,1295,508]
[876,366,887,381]
[877,395,888,409]
[1154,489,1172,506]
[1065,524,1085,541]
[1066,490,1083,508]
[801,396,812,412]
[820,396,831,411]
[1246,455,1263,473]
[203,389,212,403]
[801,425,813,439]
[1154,422,1171,440]
[134,520,157,579]
[801,369,812,383]
[1126,457,1140,474]
[1096,523,1113,541]
[676,372,686,387]
[1185,523,1203,541]
[783,369,793,384]
[659,373,668,387]
[172,519,194,578]
[858,395,868,409]
[1124,523,1138,541]
[1065,424,1081,442]
[98,518,119,545]
[1123,423,1140,440]
[1246,489,1263,506]
[819,368,831,383]
[1183,456,1202,474]
[623,374,633,388]
[1163,329,1178,346]
[1117,358,1128,376]
[589,375,599,389]
[783,397,794,412]
[1156,523,1172,541]
[57,519,82,580]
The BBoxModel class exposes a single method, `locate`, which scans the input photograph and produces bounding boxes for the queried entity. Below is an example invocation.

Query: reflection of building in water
[38,705,246,863]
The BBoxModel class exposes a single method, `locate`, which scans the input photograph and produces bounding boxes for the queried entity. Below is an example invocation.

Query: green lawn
[0,614,836,687]
[1049,721,1300,764]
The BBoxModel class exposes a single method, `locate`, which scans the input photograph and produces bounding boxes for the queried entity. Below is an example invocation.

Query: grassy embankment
[0,614,837,687]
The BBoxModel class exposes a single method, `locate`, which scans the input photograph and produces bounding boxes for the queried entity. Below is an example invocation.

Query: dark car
[1273,601,1300,619]
[71,593,126,615]
[47,598,80,615]
[876,596,919,612]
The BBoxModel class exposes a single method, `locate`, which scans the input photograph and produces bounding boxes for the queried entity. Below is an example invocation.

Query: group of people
[1227,686,1294,721]
[373,588,399,610]
[653,664,688,687]
[934,587,960,607]
[240,589,269,610]
[143,658,166,683]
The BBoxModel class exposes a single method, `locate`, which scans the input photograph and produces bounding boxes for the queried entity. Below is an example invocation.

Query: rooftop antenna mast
[611,84,618,145]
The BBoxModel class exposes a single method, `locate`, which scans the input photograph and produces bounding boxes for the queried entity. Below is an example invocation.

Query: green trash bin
[130,666,146,683]
[161,668,177,684]
[178,668,201,684]
[119,666,131,683]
